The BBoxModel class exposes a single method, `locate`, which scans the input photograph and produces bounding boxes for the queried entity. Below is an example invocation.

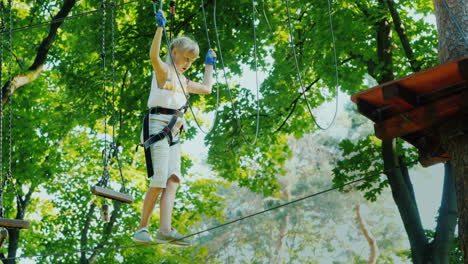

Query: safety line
[285,0,340,130]
[0,0,140,34]
[2,158,419,261]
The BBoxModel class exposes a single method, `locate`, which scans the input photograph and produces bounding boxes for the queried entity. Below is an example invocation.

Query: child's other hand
[156,10,166,27]
[205,49,217,65]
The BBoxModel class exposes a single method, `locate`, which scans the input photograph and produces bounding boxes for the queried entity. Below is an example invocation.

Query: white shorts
[141,114,183,188]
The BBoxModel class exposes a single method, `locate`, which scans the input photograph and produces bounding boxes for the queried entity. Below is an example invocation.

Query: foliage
[0,0,442,263]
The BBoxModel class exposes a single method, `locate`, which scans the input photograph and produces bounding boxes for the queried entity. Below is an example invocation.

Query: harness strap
[143,113,154,178]
[142,105,186,178]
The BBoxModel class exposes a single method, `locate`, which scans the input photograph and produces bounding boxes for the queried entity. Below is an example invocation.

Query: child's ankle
[159,228,171,234]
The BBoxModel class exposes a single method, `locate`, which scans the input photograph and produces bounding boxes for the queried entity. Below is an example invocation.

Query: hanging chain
[7,0,11,191]
[111,0,116,144]
[6,0,23,215]
[99,0,110,187]
[110,1,127,192]
[0,0,4,218]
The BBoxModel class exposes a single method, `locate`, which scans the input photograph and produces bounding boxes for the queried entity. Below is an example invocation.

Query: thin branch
[275,80,317,133]
[385,0,421,72]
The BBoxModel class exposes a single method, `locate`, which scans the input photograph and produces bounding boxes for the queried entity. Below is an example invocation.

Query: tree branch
[275,80,318,133]
[385,0,421,72]
[355,204,378,264]
[432,161,458,263]
[80,203,97,264]
[88,187,124,263]
[1,0,77,106]
[382,139,427,263]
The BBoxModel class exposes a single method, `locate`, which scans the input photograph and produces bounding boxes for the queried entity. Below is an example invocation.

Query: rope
[0,0,141,34]
[250,0,260,144]
[1,158,419,261]
[212,0,251,144]
[154,2,219,136]
[285,0,339,130]
[187,0,220,135]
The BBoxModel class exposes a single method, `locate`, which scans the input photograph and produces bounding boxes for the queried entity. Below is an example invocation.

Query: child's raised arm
[187,49,217,94]
[150,10,168,84]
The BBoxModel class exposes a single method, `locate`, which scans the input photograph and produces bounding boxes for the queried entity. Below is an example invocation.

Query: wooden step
[91,186,133,204]
[0,218,31,229]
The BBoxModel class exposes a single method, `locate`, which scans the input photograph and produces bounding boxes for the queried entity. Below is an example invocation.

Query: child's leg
[139,187,163,229]
[159,174,180,233]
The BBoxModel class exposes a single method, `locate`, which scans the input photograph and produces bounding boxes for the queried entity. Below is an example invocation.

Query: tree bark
[432,0,467,64]
[433,0,468,260]
[355,204,378,264]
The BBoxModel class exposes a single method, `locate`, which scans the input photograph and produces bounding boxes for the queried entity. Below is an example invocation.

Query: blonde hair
[164,36,199,93]
[165,36,200,66]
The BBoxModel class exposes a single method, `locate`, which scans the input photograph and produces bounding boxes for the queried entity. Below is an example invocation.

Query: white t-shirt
[147,70,188,110]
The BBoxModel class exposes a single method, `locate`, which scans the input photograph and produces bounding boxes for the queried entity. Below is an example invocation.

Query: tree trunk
[355,204,379,264]
[432,0,467,64]
[433,0,468,260]
[382,140,428,264]
[438,119,468,261]
[432,162,458,263]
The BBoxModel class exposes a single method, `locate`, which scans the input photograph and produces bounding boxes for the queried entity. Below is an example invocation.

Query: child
[132,10,216,246]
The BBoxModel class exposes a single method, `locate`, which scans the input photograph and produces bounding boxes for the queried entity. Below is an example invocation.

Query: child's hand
[156,10,166,28]
[205,49,217,65]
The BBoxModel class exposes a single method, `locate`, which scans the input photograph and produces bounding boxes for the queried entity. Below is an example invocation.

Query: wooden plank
[459,58,468,80]
[357,98,394,122]
[91,186,134,204]
[382,83,420,106]
[419,152,449,167]
[374,91,468,140]
[0,218,31,229]
[401,133,450,167]
[356,98,379,122]
[351,56,468,113]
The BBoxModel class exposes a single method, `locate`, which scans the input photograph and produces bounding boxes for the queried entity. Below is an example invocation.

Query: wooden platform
[351,56,468,166]
[91,186,134,204]
[0,218,31,229]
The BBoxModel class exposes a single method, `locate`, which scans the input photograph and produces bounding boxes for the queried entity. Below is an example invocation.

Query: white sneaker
[132,228,153,244]
[155,228,191,246]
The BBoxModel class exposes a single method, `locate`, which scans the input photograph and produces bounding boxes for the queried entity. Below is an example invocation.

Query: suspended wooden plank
[91,186,133,204]
[0,218,30,229]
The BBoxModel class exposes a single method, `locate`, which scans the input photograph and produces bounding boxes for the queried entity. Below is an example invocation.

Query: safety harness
[142,105,187,178]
